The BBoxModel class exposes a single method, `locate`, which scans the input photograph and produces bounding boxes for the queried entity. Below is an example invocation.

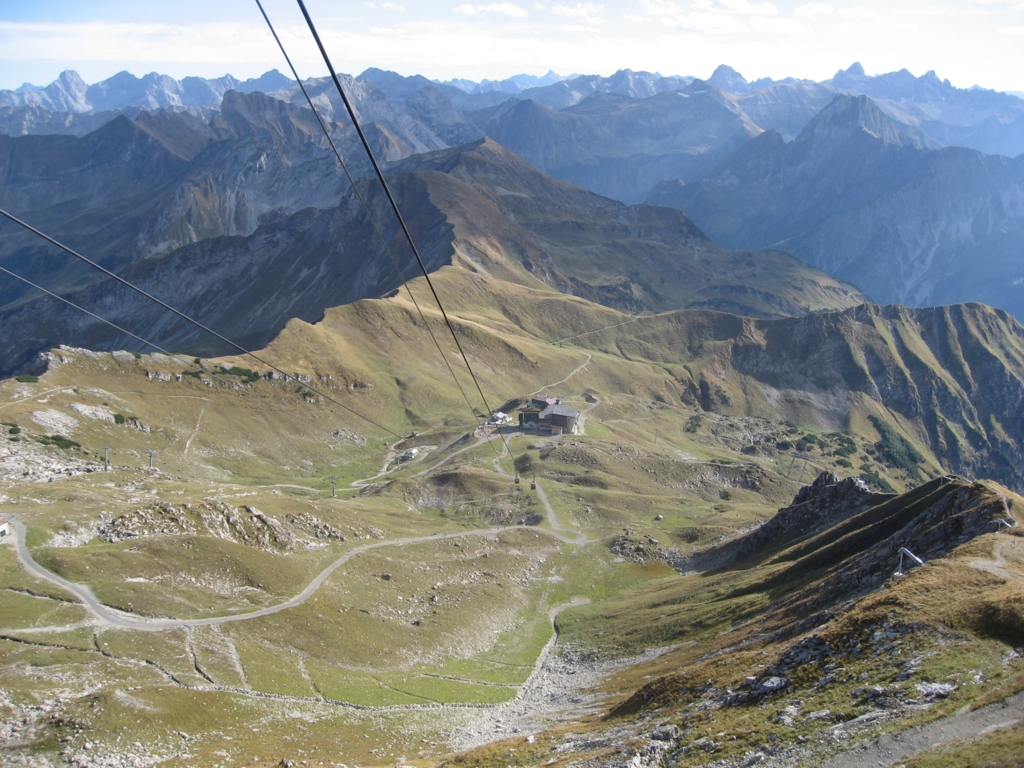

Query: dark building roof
[541,404,580,419]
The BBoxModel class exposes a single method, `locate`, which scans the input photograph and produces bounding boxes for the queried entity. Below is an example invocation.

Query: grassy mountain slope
[554,300,1024,491]
[165,268,1024,495]
[453,475,1024,767]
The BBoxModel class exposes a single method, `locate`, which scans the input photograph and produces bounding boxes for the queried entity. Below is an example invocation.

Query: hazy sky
[1,0,1023,92]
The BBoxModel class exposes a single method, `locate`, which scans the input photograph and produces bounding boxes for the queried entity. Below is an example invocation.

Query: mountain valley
[3,60,1024,330]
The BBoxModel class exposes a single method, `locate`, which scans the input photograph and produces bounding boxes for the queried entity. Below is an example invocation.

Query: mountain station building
[518,396,580,435]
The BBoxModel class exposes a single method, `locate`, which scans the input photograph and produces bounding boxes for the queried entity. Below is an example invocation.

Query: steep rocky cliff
[571,302,1024,491]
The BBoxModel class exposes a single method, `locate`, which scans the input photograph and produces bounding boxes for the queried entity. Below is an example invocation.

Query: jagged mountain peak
[824,63,991,109]
[708,64,750,94]
[211,89,327,143]
[0,69,294,114]
[41,70,90,112]
[797,92,926,149]
[393,135,577,196]
[843,61,867,78]
[131,109,215,161]
[357,67,440,102]
[54,69,88,88]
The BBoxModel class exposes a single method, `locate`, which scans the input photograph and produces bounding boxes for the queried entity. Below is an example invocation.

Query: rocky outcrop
[82,495,379,552]
[731,472,890,563]
[99,501,297,551]
[667,472,888,572]
[768,477,1018,620]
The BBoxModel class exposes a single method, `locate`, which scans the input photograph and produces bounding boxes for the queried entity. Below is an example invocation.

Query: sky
[1,0,1023,93]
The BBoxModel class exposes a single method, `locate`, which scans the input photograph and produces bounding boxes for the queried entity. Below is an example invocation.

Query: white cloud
[750,15,806,33]
[642,0,777,23]
[552,3,605,23]
[674,11,749,32]
[640,0,681,16]
[453,3,528,17]
[640,1,764,31]
[551,3,600,17]
[364,2,408,10]
[838,7,876,18]
[3,1,1024,95]
[693,0,778,15]
[794,3,833,18]
[0,20,282,69]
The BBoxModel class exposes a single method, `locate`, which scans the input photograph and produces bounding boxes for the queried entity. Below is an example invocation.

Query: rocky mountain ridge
[652,93,1024,321]
[565,300,1024,492]
[2,62,1023,376]
[825,62,1024,158]
[0,89,401,309]
[470,79,764,203]
[0,69,294,113]
[440,69,570,95]
[0,136,865,374]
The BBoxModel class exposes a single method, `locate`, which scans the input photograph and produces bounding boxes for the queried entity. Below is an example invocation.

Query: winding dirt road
[970,537,1021,581]
[6,517,583,633]
[530,353,591,396]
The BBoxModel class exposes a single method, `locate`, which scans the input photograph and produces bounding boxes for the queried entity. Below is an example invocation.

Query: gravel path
[970,538,1021,581]
[182,398,207,474]
[534,478,589,544]
[6,517,582,632]
[530,354,591,396]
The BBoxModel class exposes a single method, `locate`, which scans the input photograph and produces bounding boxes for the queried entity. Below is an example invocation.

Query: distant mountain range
[438,70,571,95]
[1,69,294,113]
[6,63,1023,156]
[0,91,390,306]
[1,60,1023,370]
[651,94,1024,320]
